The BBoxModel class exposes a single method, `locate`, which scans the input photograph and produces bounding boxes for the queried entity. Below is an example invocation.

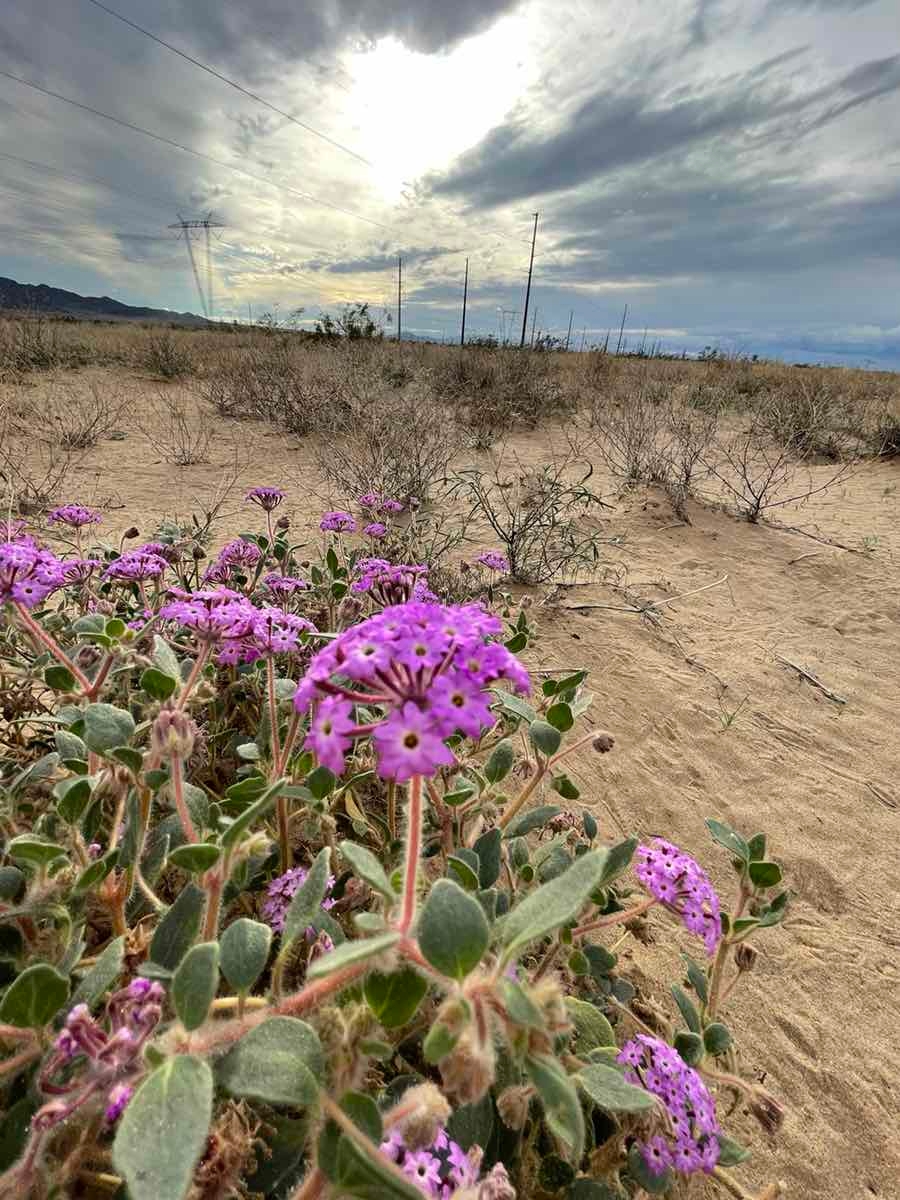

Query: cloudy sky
[1,0,899,364]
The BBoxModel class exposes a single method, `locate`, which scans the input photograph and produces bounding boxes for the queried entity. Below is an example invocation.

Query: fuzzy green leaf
[82,703,135,754]
[497,848,614,958]
[339,840,395,901]
[306,932,399,981]
[219,919,271,995]
[149,883,205,971]
[219,1017,322,1107]
[0,964,68,1028]
[419,879,490,981]
[526,1054,585,1163]
[282,847,331,950]
[577,1063,658,1113]
[172,942,219,1032]
[364,968,428,1029]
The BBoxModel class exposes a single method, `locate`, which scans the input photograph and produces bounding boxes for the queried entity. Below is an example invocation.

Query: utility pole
[168,213,224,320]
[520,211,539,348]
[460,257,469,347]
[565,309,574,351]
[530,307,538,347]
[397,255,402,342]
[580,326,587,352]
[247,302,253,326]
[615,303,628,356]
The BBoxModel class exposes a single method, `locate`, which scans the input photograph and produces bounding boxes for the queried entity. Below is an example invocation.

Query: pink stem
[14,603,92,692]
[267,657,282,767]
[170,755,198,843]
[399,775,423,935]
[573,895,656,938]
[175,642,211,711]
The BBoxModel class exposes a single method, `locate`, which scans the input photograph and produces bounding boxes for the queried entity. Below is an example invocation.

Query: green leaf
[546,702,574,732]
[682,954,709,1004]
[539,1155,576,1191]
[525,1054,585,1163]
[717,1133,752,1166]
[339,841,395,901]
[748,860,783,889]
[418,879,490,981]
[596,837,638,887]
[674,1030,704,1066]
[0,1097,37,1174]
[55,729,87,760]
[83,703,136,754]
[565,998,615,1053]
[552,773,581,800]
[219,777,285,850]
[497,848,616,958]
[0,867,25,903]
[73,849,119,895]
[105,617,127,639]
[443,776,477,806]
[484,739,514,784]
[113,1055,213,1200]
[44,665,76,692]
[53,774,94,824]
[746,832,766,862]
[219,1017,322,1107]
[306,932,400,981]
[502,804,562,839]
[704,1022,733,1056]
[446,1094,494,1152]
[577,1063,658,1113]
[500,978,544,1028]
[364,968,428,1028]
[172,942,220,1032]
[423,1021,458,1064]
[318,1101,422,1200]
[447,855,480,892]
[0,964,68,1028]
[758,890,790,927]
[112,747,144,773]
[307,765,336,799]
[492,689,537,723]
[583,811,598,841]
[71,935,124,1010]
[152,635,182,681]
[671,984,701,1034]
[282,847,331,949]
[168,843,221,874]
[141,667,177,701]
[530,720,562,757]
[473,827,502,888]
[706,818,749,862]
[149,883,205,971]
[219,919,271,995]
[6,835,67,867]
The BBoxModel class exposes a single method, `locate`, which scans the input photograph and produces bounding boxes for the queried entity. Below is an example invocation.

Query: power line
[0,67,394,232]
[0,148,177,211]
[80,0,376,168]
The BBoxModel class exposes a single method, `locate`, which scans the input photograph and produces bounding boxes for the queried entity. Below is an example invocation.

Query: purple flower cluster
[261,865,336,933]
[0,540,65,608]
[103,549,168,584]
[320,510,357,533]
[618,1035,720,1176]
[352,559,434,606]
[262,573,308,600]
[245,486,286,511]
[161,588,314,665]
[295,600,530,781]
[476,551,510,575]
[380,498,405,514]
[364,522,388,539]
[358,491,381,509]
[380,1127,480,1198]
[36,979,164,1130]
[47,504,102,529]
[135,540,181,564]
[635,839,722,955]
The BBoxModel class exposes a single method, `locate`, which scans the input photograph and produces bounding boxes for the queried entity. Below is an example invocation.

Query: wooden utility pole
[530,308,538,347]
[615,303,628,356]
[460,257,469,346]
[565,309,574,351]
[520,211,539,348]
[397,255,402,342]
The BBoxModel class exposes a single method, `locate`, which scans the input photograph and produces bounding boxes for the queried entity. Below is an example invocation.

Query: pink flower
[306,696,357,774]
[635,839,722,954]
[47,504,102,529]
[245,486,285,511]
[373,702,457,782]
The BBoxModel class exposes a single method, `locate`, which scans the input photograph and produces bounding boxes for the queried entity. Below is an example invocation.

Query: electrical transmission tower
[168,213,224,320]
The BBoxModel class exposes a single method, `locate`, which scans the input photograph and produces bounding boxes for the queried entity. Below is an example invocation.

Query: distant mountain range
[0,276,209,327]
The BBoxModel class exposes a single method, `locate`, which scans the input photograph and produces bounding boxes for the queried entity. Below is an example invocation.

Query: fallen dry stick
[560,574,729,616]
[774,654,847,705]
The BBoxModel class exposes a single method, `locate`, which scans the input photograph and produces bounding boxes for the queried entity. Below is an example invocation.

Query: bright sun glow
[344,16,537,202]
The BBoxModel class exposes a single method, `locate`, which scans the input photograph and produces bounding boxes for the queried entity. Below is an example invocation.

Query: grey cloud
[304,246,458,274]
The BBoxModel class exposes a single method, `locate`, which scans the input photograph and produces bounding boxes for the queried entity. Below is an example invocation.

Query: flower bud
[390,1082,451,1151]
[592,732,615,753]
[275,515,290,530]
[192,545,206,561]
[497,1085,531,1131]
[123,526,140,540]
[439,1028,495,1105]
[734,943,758,972]
[479,1164,517,1199]
[519,595,533,610]
[151,707,198,760]
[749,1086,785,1134]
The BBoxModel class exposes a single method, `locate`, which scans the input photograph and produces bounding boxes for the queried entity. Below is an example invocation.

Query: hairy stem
[573,895,656,938]
[170,754,198,843]
[14,602,91,692]
[267,657,282,769]
[175,642,210,711]
[399,774,423,935]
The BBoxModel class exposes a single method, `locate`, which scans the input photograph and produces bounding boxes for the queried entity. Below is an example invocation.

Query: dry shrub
[11,380,128,451]
[590,379,673,485]
[450,444,605,583]
[0,401,84,514]
[144,332,194,379]
[758,373,856,458]
[138,392,213,465]
[433,348,574,447]
[315,385,458,500]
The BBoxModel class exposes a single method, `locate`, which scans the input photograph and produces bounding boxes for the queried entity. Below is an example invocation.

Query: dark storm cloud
[304,245,457,274]
[433,51,900,209]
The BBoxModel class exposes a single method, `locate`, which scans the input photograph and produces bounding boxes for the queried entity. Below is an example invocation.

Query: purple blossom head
[363,522,388,540]
[320,510,357,534]
[380,498,404,514]
[294,600,530,781]
[245,486,286,512]
[261,865,336,933]
[358,491,381,510]
[618,1035,720,1176]
[60,558,103,586]
[476,551,510,575]
[352,560,430,606]
[635,839,722,954]
[103,550,168,584]
[250,606,315,656]
[105,1083,134,1123]
[262,573,308,600]
[136,540,181,564]
[380,1126,480,1198]
[218,538,262,570]
[161,587,257,644]
[47,504,102,529]
[0,541,65,608]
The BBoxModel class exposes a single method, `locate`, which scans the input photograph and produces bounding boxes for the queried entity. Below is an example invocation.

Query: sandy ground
[6,370,900,1199]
